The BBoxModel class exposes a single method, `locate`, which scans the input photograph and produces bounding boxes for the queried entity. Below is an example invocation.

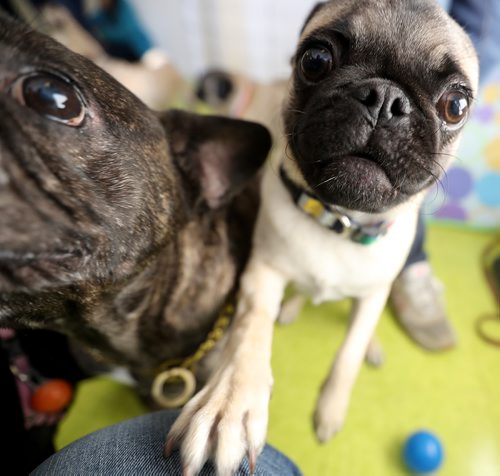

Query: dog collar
[80,301,235,409]
[150,301,234,408]
[279,166,392,245]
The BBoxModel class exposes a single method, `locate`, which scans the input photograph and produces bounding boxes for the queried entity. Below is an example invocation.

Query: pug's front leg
[314,286,391,443]
[166,258,285,476]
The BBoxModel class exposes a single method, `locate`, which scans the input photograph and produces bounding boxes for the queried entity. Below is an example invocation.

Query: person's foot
[390,261,456,351]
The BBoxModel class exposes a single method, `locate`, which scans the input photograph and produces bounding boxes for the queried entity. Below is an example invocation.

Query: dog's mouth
[331,151,434,192]
[294,148,435,213]
[340,152,393,187]
[298,150,394,206]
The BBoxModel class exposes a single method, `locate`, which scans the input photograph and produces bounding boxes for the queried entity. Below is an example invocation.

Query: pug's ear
[160,109,272,209]
[300,2,327,34]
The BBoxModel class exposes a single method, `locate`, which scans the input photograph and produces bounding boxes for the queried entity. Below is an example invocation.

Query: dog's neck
[72,184,259,381]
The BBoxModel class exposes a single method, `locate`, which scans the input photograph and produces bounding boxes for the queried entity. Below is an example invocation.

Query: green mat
[57,225,500,475]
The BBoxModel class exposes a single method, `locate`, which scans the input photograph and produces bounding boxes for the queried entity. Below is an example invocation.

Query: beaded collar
[279,166,393,245]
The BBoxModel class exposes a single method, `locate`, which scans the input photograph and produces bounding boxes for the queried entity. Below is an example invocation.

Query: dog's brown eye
[11,73,85,126]
[437,90,469,127]
[300,46,333,82]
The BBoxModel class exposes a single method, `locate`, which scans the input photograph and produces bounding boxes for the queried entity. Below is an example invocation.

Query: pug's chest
[291,249,399,304]
[275,228,408,303]
[257,170,418,303]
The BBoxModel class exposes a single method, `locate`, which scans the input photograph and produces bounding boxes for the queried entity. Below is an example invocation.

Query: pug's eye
[11,73,85,126]
[300,46,333,82]
[437,90,469,127]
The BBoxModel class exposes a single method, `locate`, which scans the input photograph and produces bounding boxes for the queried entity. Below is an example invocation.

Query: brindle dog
[0,6,270,431]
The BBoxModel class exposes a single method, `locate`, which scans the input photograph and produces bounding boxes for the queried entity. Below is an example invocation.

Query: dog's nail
[163,436,176,458]
[182,465,192,476]
[248,447,257,474]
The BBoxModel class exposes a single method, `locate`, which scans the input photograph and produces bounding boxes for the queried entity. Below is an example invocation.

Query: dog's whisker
[315,174,340,188]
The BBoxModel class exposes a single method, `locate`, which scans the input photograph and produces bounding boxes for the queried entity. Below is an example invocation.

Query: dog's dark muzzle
[288,79,439,212]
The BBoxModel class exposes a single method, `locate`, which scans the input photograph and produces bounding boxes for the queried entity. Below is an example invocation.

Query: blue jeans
[437,0,500,82]
[32,411,302,475]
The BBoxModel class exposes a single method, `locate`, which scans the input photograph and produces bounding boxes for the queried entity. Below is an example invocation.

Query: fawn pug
[169,1,478,474]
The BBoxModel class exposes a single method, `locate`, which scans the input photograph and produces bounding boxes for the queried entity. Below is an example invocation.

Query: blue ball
[403,430,444,473]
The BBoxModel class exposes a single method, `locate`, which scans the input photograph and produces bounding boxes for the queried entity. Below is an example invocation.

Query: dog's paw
[365,337,384,367]
[313,407,346,444]
[165,362,273,476]
[313,385,348,444]
[277,294,306,325]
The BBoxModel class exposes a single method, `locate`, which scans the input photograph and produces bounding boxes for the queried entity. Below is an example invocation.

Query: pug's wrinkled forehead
[299,0,479,93]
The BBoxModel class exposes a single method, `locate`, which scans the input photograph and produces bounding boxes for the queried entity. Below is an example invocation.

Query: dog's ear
[300,2,327,34]
[160,109,271,209]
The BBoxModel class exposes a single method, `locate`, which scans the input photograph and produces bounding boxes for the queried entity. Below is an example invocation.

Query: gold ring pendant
[151,367,196,408]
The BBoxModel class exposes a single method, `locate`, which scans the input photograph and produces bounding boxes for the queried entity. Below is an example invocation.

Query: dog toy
[31,379,74,413]
[403,430,444,473]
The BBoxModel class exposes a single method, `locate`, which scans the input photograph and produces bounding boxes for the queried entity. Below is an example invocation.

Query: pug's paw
[165,360,273,476]
[313,383,349,444]
[277,293,306,325]
[365,336,384,367]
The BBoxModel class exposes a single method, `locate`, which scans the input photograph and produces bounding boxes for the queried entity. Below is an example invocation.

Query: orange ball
[31,379,73,413]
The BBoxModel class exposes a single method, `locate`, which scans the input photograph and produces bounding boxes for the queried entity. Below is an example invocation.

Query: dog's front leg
[166,257,286,476]
[313,286,391,443]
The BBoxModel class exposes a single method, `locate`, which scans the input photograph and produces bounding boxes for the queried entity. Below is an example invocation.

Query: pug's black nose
[350,81,411,124]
